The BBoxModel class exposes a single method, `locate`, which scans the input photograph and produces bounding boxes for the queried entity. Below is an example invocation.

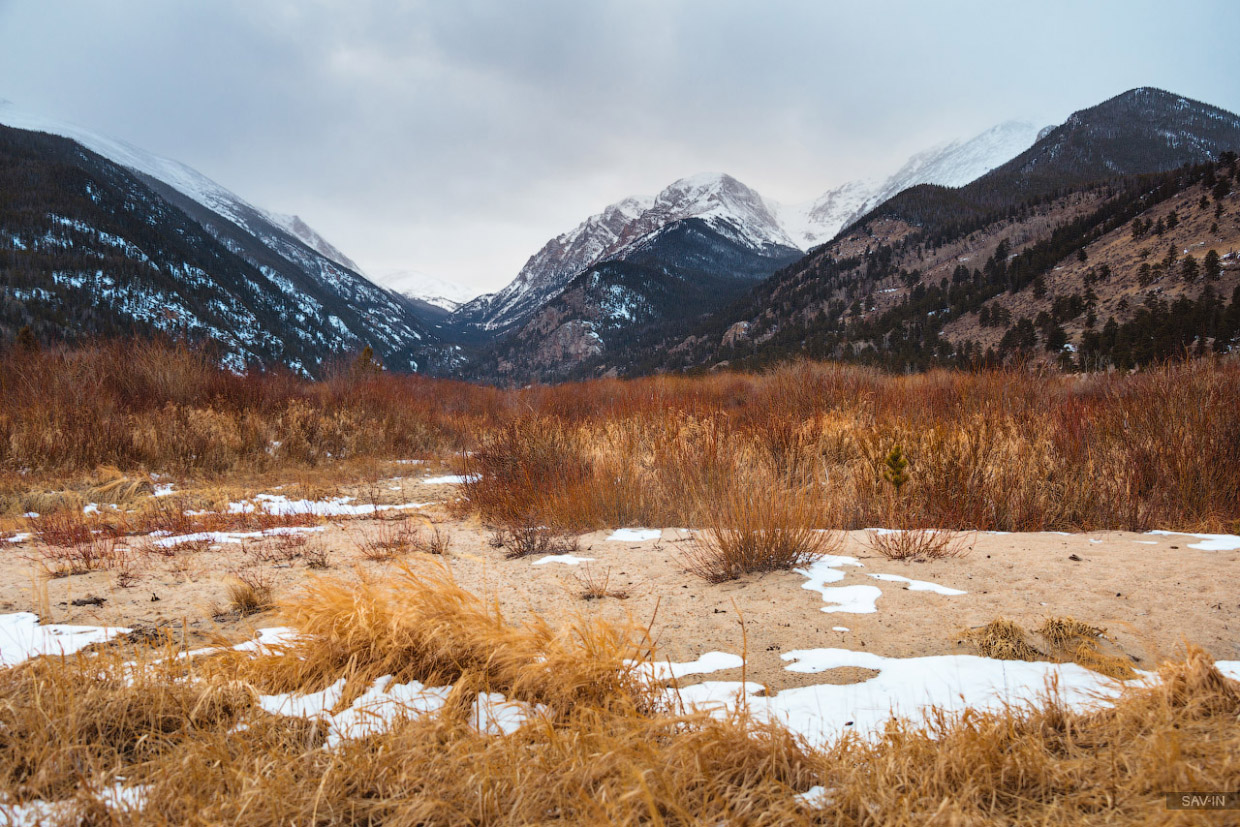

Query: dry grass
[0,572,1237,824]
[684,481,842,582]
[354,516,421,561]
[3,342,1240,536]
[488,521,580,559]
[574,566,630,601]
[964,619,1047,661]
[865,526,974,561]
[964,616,1141,680]
[225,570,275,616]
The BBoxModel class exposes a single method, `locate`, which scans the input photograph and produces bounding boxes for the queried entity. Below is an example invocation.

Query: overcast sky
[2,0,1238,296]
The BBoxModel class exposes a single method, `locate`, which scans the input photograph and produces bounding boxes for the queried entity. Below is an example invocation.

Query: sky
[1,0,1238,297]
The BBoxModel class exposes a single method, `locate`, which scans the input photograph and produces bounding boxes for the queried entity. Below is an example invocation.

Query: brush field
[1,341,1238,824]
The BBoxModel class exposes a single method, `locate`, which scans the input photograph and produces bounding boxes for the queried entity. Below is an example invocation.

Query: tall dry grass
[0,570,1237,824]
[2,340,1239,533]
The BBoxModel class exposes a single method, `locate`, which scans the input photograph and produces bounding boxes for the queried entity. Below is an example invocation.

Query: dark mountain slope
[851,88,1240,241]
[0,125,441,374]
[464,216,800,383]
[600,89,1240,378]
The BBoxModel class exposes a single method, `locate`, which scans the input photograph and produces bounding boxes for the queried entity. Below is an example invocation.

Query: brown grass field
[1,340,1239,824]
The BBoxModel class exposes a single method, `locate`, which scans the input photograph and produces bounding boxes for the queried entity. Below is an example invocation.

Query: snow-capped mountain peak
[451,172,801,334]
[776,121,1044,249]
[381,270,480,311]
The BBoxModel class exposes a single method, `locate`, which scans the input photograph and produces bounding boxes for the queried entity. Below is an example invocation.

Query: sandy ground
[2,480,1236,690]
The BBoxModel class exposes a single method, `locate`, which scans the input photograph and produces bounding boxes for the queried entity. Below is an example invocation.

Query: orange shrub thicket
[2,339,1238,533]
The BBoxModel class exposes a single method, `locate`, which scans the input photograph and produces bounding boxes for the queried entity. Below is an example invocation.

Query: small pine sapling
[881,444,910,494]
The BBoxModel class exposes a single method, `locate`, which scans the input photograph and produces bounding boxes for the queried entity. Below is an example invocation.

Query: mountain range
[1,88,1237,382]
[0,100,449,375]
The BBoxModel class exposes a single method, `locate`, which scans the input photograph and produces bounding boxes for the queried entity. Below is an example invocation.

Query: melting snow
[532,554,594,566]
[631,651,745,683]
[1146,531,1240,551]
[673,648,1128,746]
[607,528,662,542]
[795,556,880,613]
[867,573,966,596]
[227,494,430,517]
[257,674,541,745]
[151,525,324,549]
[0,613,130,667]
[0,782,148,825]
[421,474,480,485]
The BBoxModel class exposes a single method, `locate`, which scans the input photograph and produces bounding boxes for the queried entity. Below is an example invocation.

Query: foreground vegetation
[0,566,1236,824]
[3,340,1237,536]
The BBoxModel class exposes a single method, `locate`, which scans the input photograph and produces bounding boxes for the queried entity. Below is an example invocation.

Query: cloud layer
[2,0,1237,294]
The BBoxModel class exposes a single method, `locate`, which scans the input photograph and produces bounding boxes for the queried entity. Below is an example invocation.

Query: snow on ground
[1147,530,1240,551]
[0,782,148,825]
[153,483,176,497]
[867,573,967,596]
[531,554,595,566]
[672,648,1130,746]
[257,674,542,745]
[151,525,325,549]
[421,474,480,485]
[794,786,834,809]
[607,528,662,542]
[226,494,431,517]
[0,612,130,667]
[230,627,303,655]
[795,555,881,613]
[631,651,745,683]
[3,533,30,544]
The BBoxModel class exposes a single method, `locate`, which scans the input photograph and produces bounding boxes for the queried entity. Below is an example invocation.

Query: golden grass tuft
[226,570,275,616]
[964,616,1142,680]
[964,619,1045,661]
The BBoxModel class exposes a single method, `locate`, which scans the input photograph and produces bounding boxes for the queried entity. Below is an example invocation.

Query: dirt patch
[2,511,1236,690]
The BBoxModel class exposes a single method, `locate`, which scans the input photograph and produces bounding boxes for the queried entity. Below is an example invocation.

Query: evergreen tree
[1204,249,1221,281]
[1182,254,1199,282]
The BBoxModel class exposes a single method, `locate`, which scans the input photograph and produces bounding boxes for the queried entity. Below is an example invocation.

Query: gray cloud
[2,0,1237,293]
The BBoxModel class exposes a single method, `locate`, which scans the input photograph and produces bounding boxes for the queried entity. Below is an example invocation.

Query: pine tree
[881,444,910,493]
[1181,254,1199,282]
[1204,249,1221,281]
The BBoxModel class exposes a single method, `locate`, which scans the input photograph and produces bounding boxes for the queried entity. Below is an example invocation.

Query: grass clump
[226,570,275,616]
[963,619,1045,661]
[865,526,973,561]
[964,616,1140,679]
[683,482,840,583]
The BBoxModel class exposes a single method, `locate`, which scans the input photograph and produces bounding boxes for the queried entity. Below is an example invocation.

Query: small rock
[1068,554,1082,562]
[70,596,105,607]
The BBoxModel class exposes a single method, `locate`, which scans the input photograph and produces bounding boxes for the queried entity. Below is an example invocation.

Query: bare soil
[3,484,1235,691]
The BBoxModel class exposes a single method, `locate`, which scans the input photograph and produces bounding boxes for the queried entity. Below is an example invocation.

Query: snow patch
[607,528,662,542]
[0,612,130,667]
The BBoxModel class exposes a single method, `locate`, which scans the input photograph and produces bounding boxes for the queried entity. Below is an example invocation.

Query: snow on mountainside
[459,125,1042,338]
[382,270,480,311]
[0,101,448,374]
[777,121,1044,249]
[453,174,797,334]
[0,101,363,275]
[260,210,361,272]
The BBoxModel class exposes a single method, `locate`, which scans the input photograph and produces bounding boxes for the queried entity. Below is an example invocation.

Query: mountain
[856,88,1240,238]
[775,121,1044,249]
[0,108,447,375]
[381,270,479,312]
[449,173,800,338]
[611,88,1240,378]
[467,217,805,383]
